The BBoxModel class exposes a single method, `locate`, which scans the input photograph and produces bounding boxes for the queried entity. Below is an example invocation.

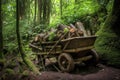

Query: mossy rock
[95,26,120,68]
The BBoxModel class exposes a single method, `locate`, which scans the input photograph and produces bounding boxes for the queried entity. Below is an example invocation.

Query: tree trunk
[16,0,40,74]
[60,0,62,18]
[0,0,5,69]
[38,0,51,29]
[43,0,47,24]
[38,0,43,24]
[46,0,51,24]
[18,0,26,19]
[95,0,120,67]
[33,0,37,26]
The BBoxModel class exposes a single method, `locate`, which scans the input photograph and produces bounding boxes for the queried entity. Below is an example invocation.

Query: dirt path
[38,64,120,80]
[2,64,120,80]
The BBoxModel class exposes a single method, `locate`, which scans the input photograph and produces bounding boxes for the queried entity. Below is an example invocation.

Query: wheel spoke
[58,53,74,72]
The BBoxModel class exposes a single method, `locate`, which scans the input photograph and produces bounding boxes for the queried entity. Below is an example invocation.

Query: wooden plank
[34,51,62,55]
[63,46,94,53]
[45,45,61,49]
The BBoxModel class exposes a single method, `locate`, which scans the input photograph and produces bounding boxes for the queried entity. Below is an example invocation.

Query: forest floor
[37,63,120,80]
[1,58,120,80]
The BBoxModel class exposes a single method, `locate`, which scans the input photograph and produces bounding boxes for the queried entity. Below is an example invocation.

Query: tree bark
[33,0,37,26]
[43,0,47,24]
[16,0,40,74]
[60,0,62,18]
[38,0,51,29]
[0,0,5,68]
[38,0,43,23]
[95,0,120,67]
[46,0,51,24]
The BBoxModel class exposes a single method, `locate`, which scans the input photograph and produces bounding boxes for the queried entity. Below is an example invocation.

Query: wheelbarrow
[30,36,99,72]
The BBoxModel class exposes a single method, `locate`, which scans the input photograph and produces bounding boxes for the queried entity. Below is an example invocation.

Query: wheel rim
[58,53,74,72]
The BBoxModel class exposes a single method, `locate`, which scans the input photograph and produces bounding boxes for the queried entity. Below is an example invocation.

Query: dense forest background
[0,0,120,79]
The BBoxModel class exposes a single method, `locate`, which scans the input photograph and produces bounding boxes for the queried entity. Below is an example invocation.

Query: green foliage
[64,28,69,33]
[2,1,33,52]
[95,25,120,68]
[50,0,100,30]
[48,32,56,41]
[106,0,114,14]
[3,0,117,68]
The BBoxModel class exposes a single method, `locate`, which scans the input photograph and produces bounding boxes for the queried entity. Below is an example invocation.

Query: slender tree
[0,0,5,68]
[33,0,37,26]
[38,0,42,23]
[18,0,31,20]
[95,0,120,67]
[60,0,62,18]
[18,0,26,19]
[16,0,40,74]
[38,0,51,29]
[46,0,51,24]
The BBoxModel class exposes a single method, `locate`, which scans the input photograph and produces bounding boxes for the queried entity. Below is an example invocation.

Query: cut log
[69,24,83,37]
[32,33,47,43]
[57,24,67,31]
[31,22,87,47]
[86,30,91,36]
[75,22,88,36]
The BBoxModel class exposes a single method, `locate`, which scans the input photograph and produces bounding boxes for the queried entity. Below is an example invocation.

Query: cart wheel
[58,53,74,72]
[84,49,99,66]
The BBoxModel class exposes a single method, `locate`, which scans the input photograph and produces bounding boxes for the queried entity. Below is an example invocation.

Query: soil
[1,63,120,80]
[37,64,120,80]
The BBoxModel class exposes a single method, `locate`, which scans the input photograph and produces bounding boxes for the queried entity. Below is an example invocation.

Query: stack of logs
[31,22,89,44]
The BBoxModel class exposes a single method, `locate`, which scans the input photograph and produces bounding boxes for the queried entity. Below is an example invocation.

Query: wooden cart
[30,36,99,72]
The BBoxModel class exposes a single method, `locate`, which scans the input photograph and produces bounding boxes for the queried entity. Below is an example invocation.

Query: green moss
[5,68,15,74]
[22,70,29,77]
[95,27,120,67]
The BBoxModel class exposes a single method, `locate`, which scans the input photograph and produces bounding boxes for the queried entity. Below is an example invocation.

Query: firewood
[69,24,83,37]
[32,33,46,44]
[31,21,87,46]
[57,24,67,31]
[75,22,88,36]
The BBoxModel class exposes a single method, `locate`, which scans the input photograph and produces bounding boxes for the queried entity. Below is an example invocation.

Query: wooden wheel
[58,53,74,72]
[84,49,99,66]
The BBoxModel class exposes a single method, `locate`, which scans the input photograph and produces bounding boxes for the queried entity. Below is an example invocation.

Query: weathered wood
[29,43,42,51]
[74,55,93,64]
[86,30,91,36]
[57,24,67,30]
[47,32,67,55]
[75,22,88,36]
[32,33,47,43]
[63,46,94,53]
[58,53,74,72]
[47,58,61,72]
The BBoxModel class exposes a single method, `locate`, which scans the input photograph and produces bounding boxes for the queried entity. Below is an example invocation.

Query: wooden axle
[74,55,93,64]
